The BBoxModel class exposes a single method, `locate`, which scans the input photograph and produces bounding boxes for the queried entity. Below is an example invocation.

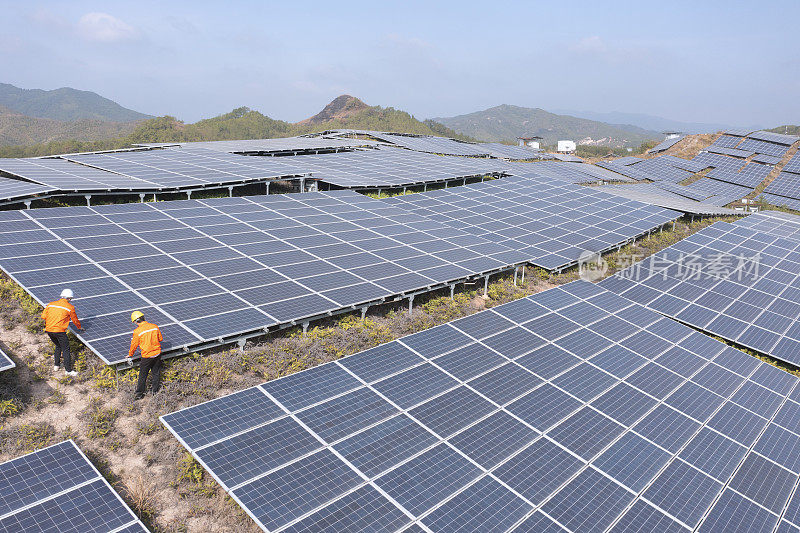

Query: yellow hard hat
[131,311,144,322]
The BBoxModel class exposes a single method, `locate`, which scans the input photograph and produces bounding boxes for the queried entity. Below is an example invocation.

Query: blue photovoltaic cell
[0,441,147,532]
[422,477,532,533]
[374,444,481,516]
[161,280,800,533]
[0,347,15,372]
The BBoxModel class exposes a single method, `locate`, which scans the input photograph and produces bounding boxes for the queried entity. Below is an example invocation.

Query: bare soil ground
[0,214,779,532]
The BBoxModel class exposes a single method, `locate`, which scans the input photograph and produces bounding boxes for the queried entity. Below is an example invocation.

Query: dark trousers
[47,332,71,371]
[135,355,162,397]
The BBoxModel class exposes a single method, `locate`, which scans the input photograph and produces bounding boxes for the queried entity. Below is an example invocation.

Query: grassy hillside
[433,104,660,147]
[0,83,151,123]
[0,99,472,157]
[768,125,800,136]
[0,105,137,147]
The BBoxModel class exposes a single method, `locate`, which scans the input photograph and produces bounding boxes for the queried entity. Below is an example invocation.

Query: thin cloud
[77,12,138,42]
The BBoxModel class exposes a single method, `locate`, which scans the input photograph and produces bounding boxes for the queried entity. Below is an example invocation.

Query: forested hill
[0,98,471,157]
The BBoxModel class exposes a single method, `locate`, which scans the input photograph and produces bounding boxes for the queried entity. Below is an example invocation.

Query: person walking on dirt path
[127,311,163,400]
[41,288,83,377]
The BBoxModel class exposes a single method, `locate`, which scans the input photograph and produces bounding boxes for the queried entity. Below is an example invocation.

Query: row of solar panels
[0,440,149,531]
[0,176,678,366]
[161,277,800,533]
[0,144,586,207]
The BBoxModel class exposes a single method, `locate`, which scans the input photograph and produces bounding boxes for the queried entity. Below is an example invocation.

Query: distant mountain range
[551,109,762,135]
[432,105,661,148]
[0,83,151,123]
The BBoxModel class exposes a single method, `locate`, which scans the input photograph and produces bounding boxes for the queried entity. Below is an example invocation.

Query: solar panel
[383,174,679,271]
[753,153,783,166]
[708,162,772,189]
[0,191,526,365]
[761,193,800,211]
[476,143,544,161]
[597,184,739,216]
[649,135,685,153]
[281,147,503,189]
[705,146,755,159]
[0,176,55,204]
[0,440,148,532]
[682,177,751,205]
[162,280,800,533]
[142,136,379,154]
[0,346,14,371]
[738,138,790,158]
[506,162,634,184]
[732,211,800,239]
[65,148,306,190]
[765,172,800,200]
[628,157,695,183]
[712,135,744,149]
[693,152,747,174]
[373,134,492,157]
[0,157,152,191]
[748,130,799,146]
[724,128,758,137]
[599,218,800,367]
[782,152,800,175]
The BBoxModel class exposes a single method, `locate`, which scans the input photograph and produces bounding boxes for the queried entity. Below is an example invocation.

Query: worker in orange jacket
[127,311,163,400]
[41,289,83,376]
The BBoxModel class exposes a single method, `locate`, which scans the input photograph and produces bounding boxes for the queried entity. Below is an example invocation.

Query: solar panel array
[765,173,800,201]
[738,138,791,158]
[383,175,679,270]
[505,162,634,184]
[733,210,800,239]
[749,130,799,146]
[627,157,695,183]
[0,175,55,204]
[599,217,800,366]
[0,191,526,365]
[724,128,757,137]
[65,148,307,190]
[0,347,14,372]
[476,143,544,161]
[162,280,800,533]
[0,440,148,532]
[144,136,379,153]
[753,153,783,165]
[708,161,772,189]
[705,146,755,159]
[597,184,740,216]
[712,135,744,149]
[284,147,503,189]
[373,134,492,157]
[783,152,800,175]
[762,193,800,211]
[0,157,152,191]
[648,135,685,153]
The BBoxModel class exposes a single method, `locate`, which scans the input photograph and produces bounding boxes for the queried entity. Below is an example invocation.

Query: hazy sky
[2,1,798,127]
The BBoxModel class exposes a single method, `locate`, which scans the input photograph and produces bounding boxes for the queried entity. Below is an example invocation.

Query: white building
[518,136,542,149]
[557,140,576,153]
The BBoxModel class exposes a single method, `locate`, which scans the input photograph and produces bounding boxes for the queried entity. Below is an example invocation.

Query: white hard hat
[60,289,74,298]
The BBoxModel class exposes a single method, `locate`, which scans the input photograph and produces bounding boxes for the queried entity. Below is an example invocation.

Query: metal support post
[265,182,270,195]
[23,201,31,209]
[186,190,192,199]
[237,339,246,352]
[450,284,455,299]
[514,267,518,286]
[484,275,489,297]
[360,307,368,320]
[84,195,92,206]
[302,322,309,334]
[408,295,414,315]
[228,186,234,197]
[139,193,146,203]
